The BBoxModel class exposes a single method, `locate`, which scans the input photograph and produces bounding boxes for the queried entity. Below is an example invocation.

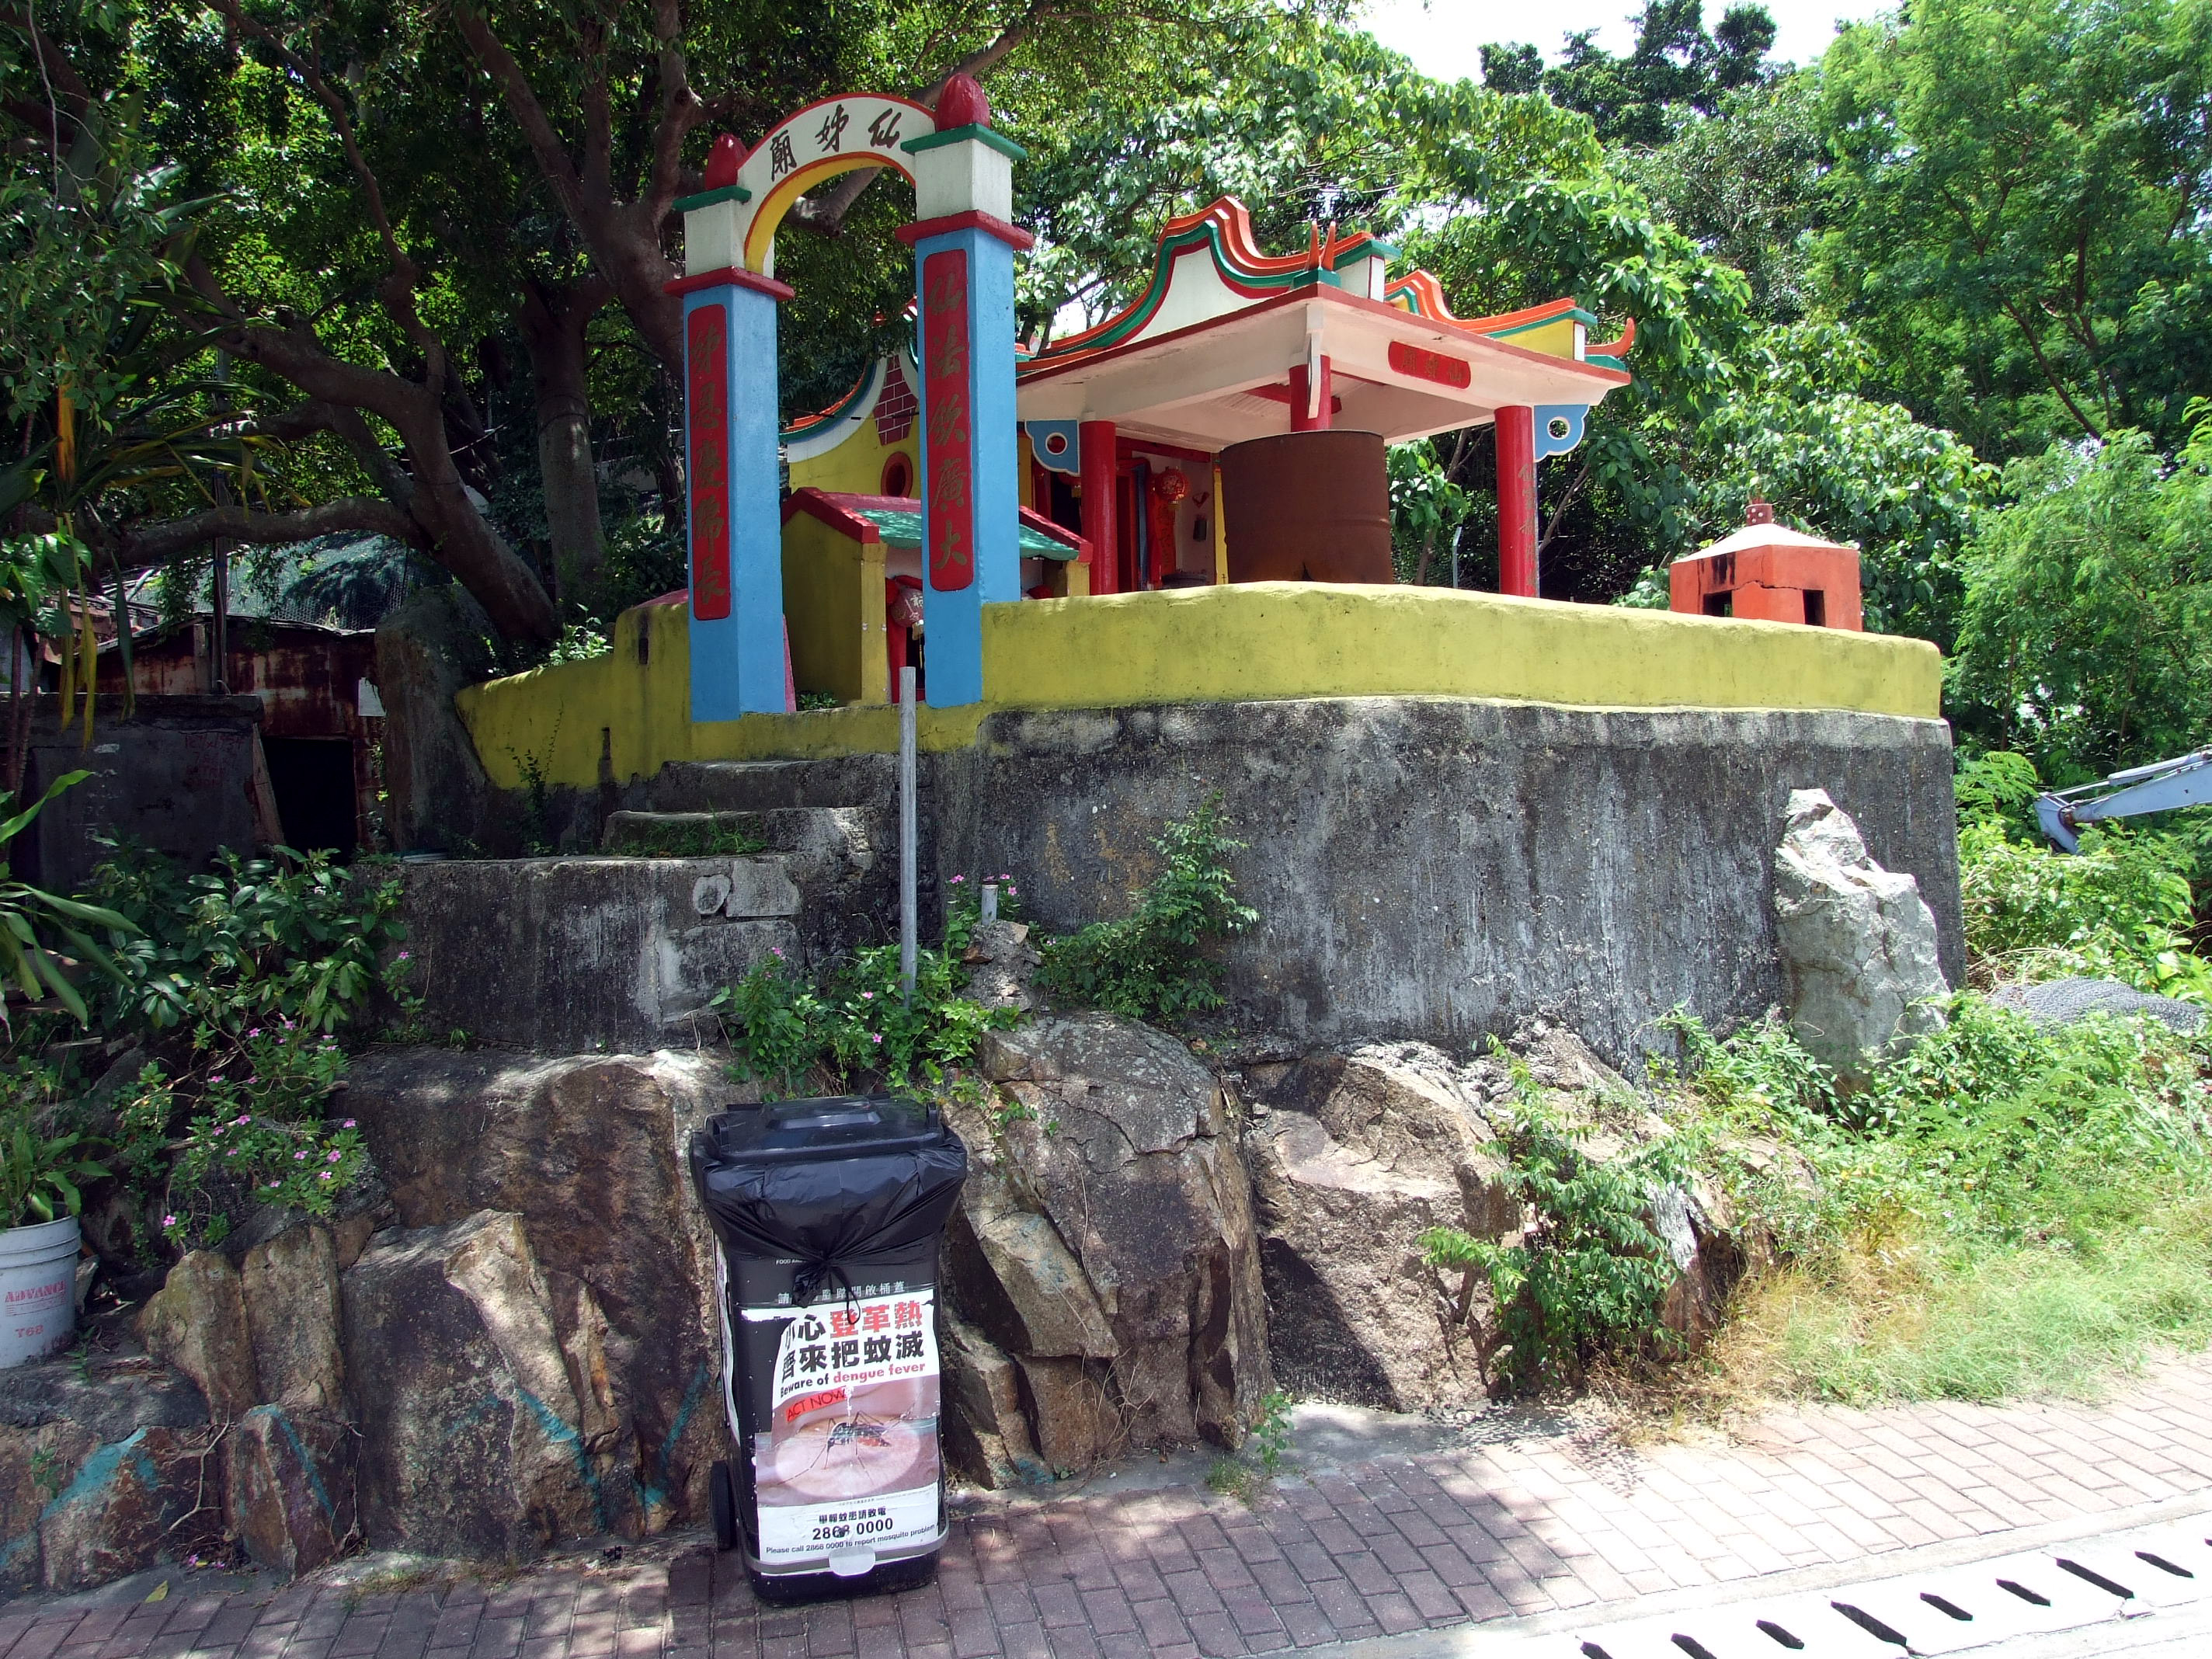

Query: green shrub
[0,1109,106,1226]
[713,941,1017,1097]
[1952,750,2210,1003]
[92,844,406,1037]
[77,846,405,1251]
[1037,797,1257,1024]
[1428,1056,1691,1395]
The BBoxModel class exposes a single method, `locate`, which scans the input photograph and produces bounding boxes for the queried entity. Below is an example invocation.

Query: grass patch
[1657,1000,2212,1407]
[607,816,768,858]
[1716,1195,2212,1403]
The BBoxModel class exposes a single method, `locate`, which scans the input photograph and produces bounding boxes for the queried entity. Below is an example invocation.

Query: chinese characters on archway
[767,101,909,181]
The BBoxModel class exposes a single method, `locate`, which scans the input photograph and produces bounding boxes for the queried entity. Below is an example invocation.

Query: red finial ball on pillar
[935,71,991,129]
[703,133,743,190]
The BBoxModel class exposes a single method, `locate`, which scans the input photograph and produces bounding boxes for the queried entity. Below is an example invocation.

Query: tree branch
[123,498,423,565]
[455,9,586,221]
[788,11,1052,237]
[1998,294,2105,440]
[205,0,443,378]
[640,0,704,218]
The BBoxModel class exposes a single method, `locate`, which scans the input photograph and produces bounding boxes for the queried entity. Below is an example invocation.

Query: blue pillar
[680,280,788,721]
[909,226,1021,708]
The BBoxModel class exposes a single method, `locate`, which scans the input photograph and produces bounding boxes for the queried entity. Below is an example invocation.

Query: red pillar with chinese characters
[1289,356,1334,432]
[1496,404,1537,598]
[1078,419,1119,595]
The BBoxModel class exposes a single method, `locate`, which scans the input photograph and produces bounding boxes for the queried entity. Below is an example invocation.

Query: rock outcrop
[241,1224,346,1414]
[960,918,1043,1014]
[0,1352,219,1592]
[942,1014,1270,1477]
[342,1211,607,1560]
[1238,1043,1515,1412]
[1993,976,2206,1036]
[224,1405,356,1575]
[1774,788,1949,1080]
[343,1047,743,1536]
[135,1250,258,1419]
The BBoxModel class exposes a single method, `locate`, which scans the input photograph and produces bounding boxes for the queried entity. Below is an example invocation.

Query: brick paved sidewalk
[9,1353,2212,1659]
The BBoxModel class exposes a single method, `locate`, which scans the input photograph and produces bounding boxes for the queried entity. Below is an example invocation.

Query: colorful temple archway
[666,74,1028,717]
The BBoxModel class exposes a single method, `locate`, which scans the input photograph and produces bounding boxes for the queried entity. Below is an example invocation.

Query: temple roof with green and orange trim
[1013,198,1633,453]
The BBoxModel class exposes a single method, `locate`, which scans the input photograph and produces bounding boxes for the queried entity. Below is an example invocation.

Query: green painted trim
[1330,238,1399,266]
[1027,219,1326,367]
[901,124,1028,160]
[674,183,753,213]
[1586,354,1628,372]
[852,504,1075,558]
[779,358,882,443]
[1484,306,1602,338]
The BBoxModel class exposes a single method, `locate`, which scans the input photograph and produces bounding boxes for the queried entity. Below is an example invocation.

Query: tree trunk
[520,279,610,605]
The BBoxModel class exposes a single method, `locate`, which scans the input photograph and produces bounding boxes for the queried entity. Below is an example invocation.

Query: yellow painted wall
[782,513,889,705]
[1501,317,1580,359]
[457,600,987,791]
[985,583,1941,719]
[787,423,917,499]
[458,582,1942,791]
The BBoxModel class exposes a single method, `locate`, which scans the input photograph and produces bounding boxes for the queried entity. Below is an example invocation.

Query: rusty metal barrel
[1220,430,1394,583]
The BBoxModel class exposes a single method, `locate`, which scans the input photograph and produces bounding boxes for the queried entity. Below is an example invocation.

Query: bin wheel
[709,1460,737,1553]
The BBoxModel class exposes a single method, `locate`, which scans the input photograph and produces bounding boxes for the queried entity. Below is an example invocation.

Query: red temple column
[1496,404,1537,597]
[1079,419,1118,595]
[1289,356,1334,431]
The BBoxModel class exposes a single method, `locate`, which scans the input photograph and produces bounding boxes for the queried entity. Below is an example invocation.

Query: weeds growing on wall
[714,933,1018,1099]
[1661,1000,2212,1403]
[1038,796,1258,1024]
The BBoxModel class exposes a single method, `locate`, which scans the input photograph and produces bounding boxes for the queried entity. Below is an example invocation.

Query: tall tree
[1483,0,1779,147]
[1817,0,2212,457]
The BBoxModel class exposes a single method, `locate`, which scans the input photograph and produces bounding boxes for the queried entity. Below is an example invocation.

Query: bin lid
[688,1096,968,1303]
[696,1095,944,1163]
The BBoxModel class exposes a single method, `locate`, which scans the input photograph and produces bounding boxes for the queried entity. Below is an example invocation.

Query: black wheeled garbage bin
[688,1095,968,1602]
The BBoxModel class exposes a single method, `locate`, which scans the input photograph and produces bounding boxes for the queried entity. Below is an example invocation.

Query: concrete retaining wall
[930,699,1959,1062]
[433,695,1956,1064]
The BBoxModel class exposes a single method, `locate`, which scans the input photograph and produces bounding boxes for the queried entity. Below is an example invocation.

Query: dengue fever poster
[740,1288,942,1565]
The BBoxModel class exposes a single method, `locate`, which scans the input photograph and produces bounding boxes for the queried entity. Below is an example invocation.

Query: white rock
[1774,788,1949,1080]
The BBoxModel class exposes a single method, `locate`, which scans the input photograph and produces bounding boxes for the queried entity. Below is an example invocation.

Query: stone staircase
[398,763,899,1052]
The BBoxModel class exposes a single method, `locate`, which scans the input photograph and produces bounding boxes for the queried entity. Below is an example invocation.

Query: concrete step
[600,806,883,861]
[640,754,896,815]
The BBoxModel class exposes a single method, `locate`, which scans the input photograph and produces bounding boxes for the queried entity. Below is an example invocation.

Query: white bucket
[0,1216,80,1369]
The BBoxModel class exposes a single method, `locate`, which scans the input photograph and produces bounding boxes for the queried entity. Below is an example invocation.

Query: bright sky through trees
[1358,0,1897,77]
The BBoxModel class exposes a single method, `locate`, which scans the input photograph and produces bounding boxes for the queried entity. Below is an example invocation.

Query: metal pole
[209,350,231,695]
[899,665,917,1004]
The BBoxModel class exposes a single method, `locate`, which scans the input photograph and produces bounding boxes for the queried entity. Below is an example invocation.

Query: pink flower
[208,1074,224,1084]
[235,1115,250,1126]
[871,1034,883,1045]
[861,991,874,1000]
[162,1214,177,1228]
[950,874,965,884]
[396,950,412,962]
[247,1028,261,1038]
[318,1171,332,1181]
[341,1119,356,1129]
[294,1150,308,1160]
[326,1149,342,1163]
